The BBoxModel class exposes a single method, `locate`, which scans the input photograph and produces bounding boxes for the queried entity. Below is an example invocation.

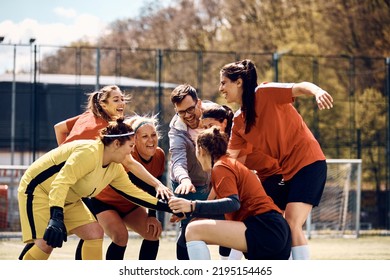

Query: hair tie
[103,131,134,138]
[134,121,153,132]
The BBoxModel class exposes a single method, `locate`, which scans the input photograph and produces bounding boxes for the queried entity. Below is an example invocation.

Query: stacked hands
[42,188,189,248]
[168,196,191,222]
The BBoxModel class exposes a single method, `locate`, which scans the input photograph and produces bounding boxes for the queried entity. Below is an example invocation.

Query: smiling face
[201,117,227,132]
[174,95,202,129]
[219,74,243,105]
[134,123,158,160]
[100,89,126,120]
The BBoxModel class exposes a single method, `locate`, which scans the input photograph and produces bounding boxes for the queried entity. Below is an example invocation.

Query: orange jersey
[229,82,325,181]
[212,155,281,222]
[95,146,166,213]
[62,111,108,144]
[130,146,165,178]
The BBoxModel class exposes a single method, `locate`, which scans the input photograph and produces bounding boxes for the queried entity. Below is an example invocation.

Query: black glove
[43,206,67,248]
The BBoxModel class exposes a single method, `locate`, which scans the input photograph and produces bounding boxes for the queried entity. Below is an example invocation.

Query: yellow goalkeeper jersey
[18,139,160,210]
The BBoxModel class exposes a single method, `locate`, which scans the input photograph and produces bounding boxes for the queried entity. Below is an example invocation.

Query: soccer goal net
[305,159,362,238]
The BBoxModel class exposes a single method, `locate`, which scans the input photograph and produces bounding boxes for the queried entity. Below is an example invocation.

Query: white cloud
[0,15,106,46]
[0,14,108,73]
[54,7,78,19]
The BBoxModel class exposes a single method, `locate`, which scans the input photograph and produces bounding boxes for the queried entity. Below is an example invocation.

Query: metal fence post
[156,49,163,122]
[273,52,279,82]
[32,44,38,161]
[95,47,101,91]
[386,57,390,229]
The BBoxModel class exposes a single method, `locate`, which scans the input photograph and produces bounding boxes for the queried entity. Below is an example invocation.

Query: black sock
[219,246,231,258]
[106,242,127,260]
[139,239,159,260]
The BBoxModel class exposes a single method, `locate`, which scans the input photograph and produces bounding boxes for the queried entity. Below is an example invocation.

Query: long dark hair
[100,118,134,146]
[201,104,234,137]
[220,59,258,133]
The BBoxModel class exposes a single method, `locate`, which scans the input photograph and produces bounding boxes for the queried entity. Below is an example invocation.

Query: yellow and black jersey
[18,139,167,211]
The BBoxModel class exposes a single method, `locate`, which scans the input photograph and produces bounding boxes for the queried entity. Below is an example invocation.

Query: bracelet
[190,200,194,213]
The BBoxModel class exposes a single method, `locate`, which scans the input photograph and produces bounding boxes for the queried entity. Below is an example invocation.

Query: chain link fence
[0,44,389,231]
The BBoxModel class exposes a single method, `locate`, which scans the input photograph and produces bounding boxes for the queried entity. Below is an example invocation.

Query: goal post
[0,165,29,232]
[306,159,362,238]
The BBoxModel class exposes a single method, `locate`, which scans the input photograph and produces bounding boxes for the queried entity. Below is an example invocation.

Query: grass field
[1,233,390,260]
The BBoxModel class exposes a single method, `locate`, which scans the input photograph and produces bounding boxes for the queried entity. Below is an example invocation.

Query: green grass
[1,234,389,260]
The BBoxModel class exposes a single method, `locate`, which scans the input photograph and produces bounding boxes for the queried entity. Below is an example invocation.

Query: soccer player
[219,59,333,259]
[18,119,176,260]
[169,127,292,260]
[53,85,171,260]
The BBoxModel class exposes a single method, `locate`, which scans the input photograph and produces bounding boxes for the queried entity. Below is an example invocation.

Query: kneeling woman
[169,127,291,260]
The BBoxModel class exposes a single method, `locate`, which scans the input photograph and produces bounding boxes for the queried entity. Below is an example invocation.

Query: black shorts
[262,160,327,210]
[89,197,139,218]
[243,211,291,260]
[262,174,289,210]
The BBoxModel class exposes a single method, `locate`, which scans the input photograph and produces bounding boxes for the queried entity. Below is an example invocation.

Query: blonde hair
[124,114,161,139]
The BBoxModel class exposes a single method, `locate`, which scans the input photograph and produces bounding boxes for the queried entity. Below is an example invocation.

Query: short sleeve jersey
[229,82,325,181]
[62,111,108,144]
[95,146,166,213]
[212,155,281,222]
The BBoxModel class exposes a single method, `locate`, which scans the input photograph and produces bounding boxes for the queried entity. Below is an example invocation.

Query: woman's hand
[145,217,162,238]
[155,183,173,200]
[315,88,333,110]
[168,197,192,214]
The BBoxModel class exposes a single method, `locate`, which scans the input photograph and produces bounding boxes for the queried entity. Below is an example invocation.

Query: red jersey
[62,111,108,144]
[95,146,166,212]
[229,82,325,181]
[212,155,281,222]
[130,146,165,178]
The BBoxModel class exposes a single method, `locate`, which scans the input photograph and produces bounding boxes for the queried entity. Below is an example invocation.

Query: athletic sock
[106,241,126,260]
[22,244,50,260]
[228,249,243,260]
[291,245,310,260]
[81,239,103,260]
[219,246,231,260]
[139,239,159,260]
[186,240,210,260]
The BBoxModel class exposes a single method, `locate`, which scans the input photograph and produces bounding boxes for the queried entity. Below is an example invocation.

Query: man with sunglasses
[168,84,223,259]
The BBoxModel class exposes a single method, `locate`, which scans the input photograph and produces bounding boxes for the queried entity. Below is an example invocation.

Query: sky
[0,0,172,45]
[0,0,172,73]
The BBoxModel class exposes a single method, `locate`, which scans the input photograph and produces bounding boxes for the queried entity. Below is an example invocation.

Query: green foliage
[37,0,389,192]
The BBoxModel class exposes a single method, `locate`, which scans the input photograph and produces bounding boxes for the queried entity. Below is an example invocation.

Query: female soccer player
[169,127,292,260]
[219,59,333,259]
[53,85,171,259]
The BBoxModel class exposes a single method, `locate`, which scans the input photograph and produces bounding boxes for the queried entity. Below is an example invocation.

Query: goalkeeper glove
[43,206,67,248]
